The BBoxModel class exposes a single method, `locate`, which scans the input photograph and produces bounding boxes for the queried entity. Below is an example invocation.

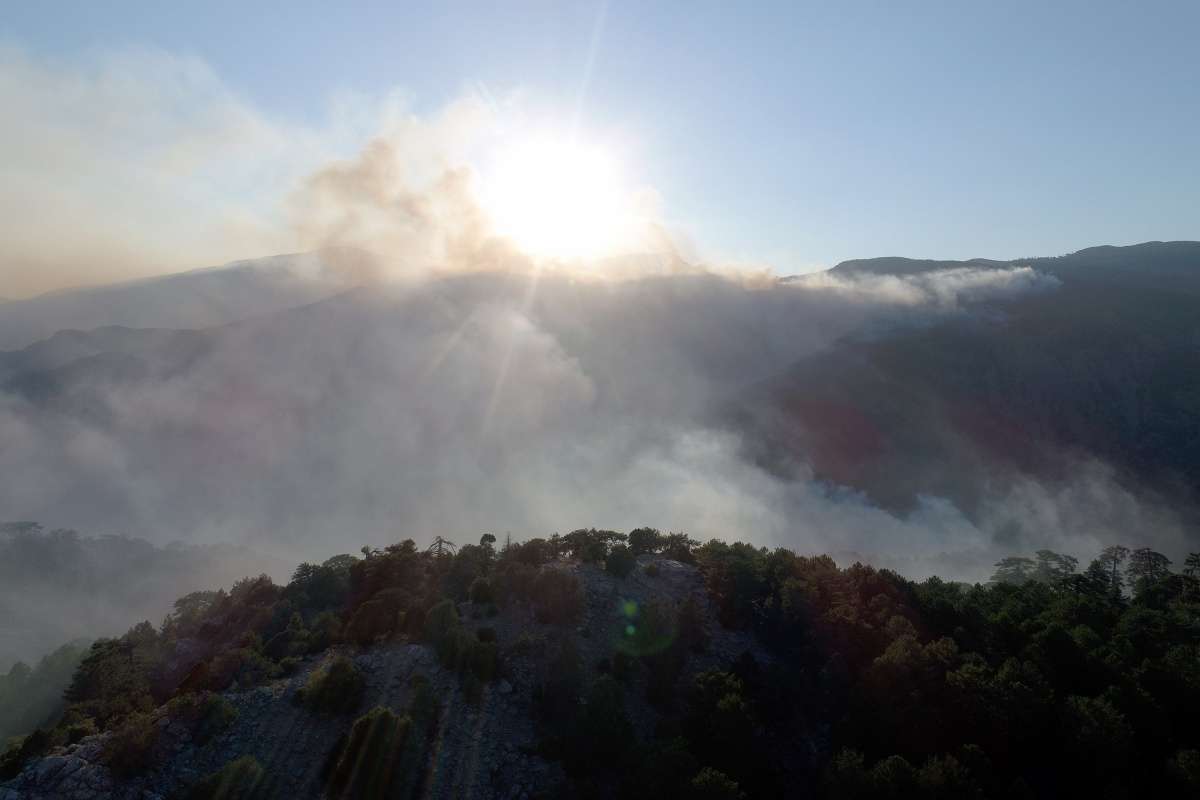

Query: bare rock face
[1,738,118,800]
[1,556,764,800]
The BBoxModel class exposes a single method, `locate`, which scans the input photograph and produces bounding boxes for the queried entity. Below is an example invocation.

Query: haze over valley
[3,4,1199,797]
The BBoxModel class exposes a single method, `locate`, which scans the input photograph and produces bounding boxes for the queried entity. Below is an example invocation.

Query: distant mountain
[0,253,346,351]
[830,256,1009,277]
[831,241,1200,293]
[745,241,1200,520]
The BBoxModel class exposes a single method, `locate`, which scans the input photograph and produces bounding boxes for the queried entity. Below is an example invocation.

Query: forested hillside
[3,528,1198,798]
[746,241,1200,521]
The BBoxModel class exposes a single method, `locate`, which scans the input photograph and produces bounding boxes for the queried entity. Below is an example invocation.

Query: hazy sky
[3,0,1198,289]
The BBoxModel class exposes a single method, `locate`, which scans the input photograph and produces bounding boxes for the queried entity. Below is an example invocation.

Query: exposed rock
[1,556,762,799]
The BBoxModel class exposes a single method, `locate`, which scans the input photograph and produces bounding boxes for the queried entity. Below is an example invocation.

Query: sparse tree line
[991,544,1197,600]
[2,524,1199,798]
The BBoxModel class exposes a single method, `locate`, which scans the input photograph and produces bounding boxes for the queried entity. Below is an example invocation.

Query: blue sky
[4,0,1199,277]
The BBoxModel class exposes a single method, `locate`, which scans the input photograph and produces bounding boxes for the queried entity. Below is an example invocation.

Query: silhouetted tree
[990,557,1035,585]
[1033,550,1078,583]
[1126,547,1171,595]
[1091,545,1130,597]
[605,544,636,579]
[426,536,457,559]
[628,527,664,556]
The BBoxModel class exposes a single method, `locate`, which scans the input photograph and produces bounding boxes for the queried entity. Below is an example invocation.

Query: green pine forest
[3,527,1200,798]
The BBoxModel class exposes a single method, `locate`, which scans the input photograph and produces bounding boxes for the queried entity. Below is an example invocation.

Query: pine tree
[426,536,457,558]
[1089,545,1130,597]
[990,556,1035,585]
[1125,547,1171,595]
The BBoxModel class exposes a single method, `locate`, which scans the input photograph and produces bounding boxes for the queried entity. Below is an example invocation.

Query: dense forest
[3,527,1199,798]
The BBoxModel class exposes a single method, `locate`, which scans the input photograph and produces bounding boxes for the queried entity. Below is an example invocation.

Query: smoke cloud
[0,524,287,670]
[1,48,1190,669]
[3,262,1183,608]
[0,47,519,298]
[0,46,316,297]
[789,265,1062,308]
[0,45,671,299]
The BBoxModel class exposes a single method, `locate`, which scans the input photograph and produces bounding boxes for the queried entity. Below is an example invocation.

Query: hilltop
[3,528,1200,798]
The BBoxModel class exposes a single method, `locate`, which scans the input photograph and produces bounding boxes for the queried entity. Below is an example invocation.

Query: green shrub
[493,562,538,606]
[660,533,698,564]
[628,527,664,556]
[823,749,869,798]
[103,712,159,778]
[1169,749,1200,792]
[63,717,98,745]
[468,641,499,682]
[328,706,412,799]
[535,640,582,728]
[422,600,460,646]
[916,754,983,797]
[691,767,745,799]
[185,755,269,800]
[605,545,637,579]
[346,600,390,646]
[306,611,343,653]
[531,569,584,625]
[406,675,439,733]
[63,635,157,728]
[469,577,494,605]
[263,613,308,660]
[168,692,238,744]
[298,657,365,714]
[0,728,51,780]
[415,600,502,683]
[327,690,439,800]
[644,562,661,578]
[206,647,280,691]
[437,627,475,670]
[552,674,634,775]
[870,755,918,796]
[580,676,633,763]
[194,694,237,744]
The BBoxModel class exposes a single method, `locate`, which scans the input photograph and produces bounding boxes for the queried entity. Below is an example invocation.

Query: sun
[479,135,644,263]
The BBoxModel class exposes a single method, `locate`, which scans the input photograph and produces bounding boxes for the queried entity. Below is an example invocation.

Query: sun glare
[480,136,642,263]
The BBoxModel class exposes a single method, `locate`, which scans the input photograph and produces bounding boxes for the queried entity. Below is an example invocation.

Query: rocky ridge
[1,556,767,799]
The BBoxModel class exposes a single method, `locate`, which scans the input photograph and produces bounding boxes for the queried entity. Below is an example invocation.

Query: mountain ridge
[0,253,347,351]
[829,240,1200,279]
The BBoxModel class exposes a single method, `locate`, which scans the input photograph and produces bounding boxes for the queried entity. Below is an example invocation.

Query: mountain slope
[743,241,1200,520]
[0,253,345,350]
[3,529,1199,799]
[831,241,1200,293]
[0,550,774,800]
